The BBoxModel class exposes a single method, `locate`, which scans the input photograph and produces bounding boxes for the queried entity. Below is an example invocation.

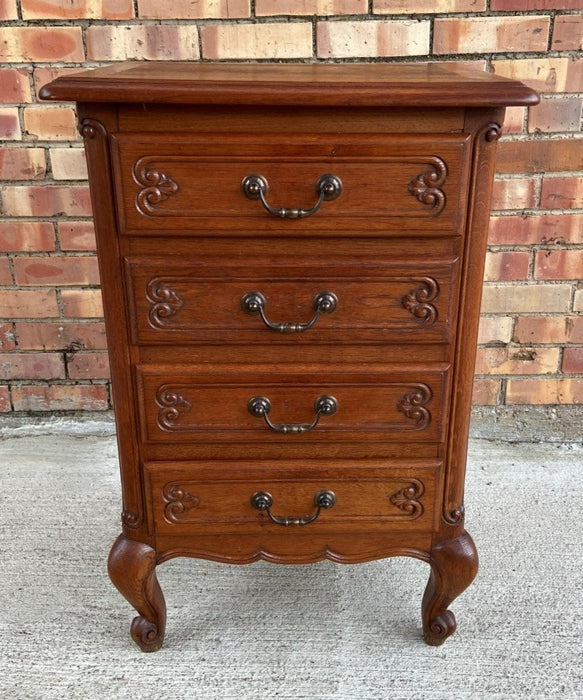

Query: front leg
[422,530,478,646]
[108,534,166,652]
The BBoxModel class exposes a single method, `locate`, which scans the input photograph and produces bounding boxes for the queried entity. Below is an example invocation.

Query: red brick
[11,383,109,411]
[317,20,430,59]
[496,139,583,173]
[15,321,107,350]
[24,106,78,141]
[472,378,501,406]
[0,323,16,350]
[489,214,583,245]
[87,24,199,61]
[491,178,538,211]
[502,107,527,135]
[0,222,55,252]
[0,352,65,380]
[140,0,249,18]
[492,57,583,94]
[258,0,364,15]
[50,149,88,180]
[375,0,484,10]
[13,256,100,286]
[478,316,513,345]
[475,346,559,375]
[0,108,21,140]
[528,97,582,133]
[0,148,46,180]
[1,186,92,217]
[0,385,10,412]
[0,257,13,285]
[534,249,583,280]
[203,23,311,60]
[540,177,583,209]
[506,378,583,404]
[481,283,571,313]
[433,16,550,54]
[484,251,530,282]
[514,316,583,344]
[60,289,104,318]
[491,0,583,8]
[0,0,17,19]
[563,348,583,374]
[0,290,59,318]
[67,351,111,379]
[0,27,85,62]
[57,222,96,251]
[0,69,32,104]
[21,0,134,19]
[552,15,583,51]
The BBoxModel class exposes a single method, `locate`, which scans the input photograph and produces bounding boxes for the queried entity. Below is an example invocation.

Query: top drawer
[111,133,472,235]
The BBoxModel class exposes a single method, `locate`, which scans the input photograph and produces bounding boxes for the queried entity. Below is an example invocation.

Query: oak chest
[41,63,537,650]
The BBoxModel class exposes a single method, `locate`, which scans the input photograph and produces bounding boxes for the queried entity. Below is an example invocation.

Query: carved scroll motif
[134,158,179,215]
[163,484,200,523]
[389,480,425,519]
[146,278,184,328]
[408,158,447,214]
[156,387,192,431]
[402,277,439,325]
[396,384,432,430]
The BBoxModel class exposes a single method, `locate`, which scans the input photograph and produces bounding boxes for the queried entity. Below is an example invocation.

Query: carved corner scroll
[402,277,439,325]
[156,387,192,431]
[134,158,179,215]
[163,484,200,523]
[408,157,447,214]
[396,384,432,430]
[146,278,184,328]
[389,480,425,519]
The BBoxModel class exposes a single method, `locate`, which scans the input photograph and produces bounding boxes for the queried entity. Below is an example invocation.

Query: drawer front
[144,460,440,534]
[126,256,459,345]
[111,133,471,234]
[136,364,450,444]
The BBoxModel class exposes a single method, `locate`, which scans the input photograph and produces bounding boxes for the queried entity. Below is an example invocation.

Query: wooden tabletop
[40,62,539,107]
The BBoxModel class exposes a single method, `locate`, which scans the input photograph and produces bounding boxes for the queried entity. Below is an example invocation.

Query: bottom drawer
[145,460,440,535]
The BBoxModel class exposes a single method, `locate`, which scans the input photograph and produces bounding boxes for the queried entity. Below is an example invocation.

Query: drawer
[144,459,440,535]
[125,255,459,345]
[111,132,472,235]
[136,364,450,445]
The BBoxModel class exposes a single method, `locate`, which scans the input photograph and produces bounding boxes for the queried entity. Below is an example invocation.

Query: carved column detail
[156,387,192,430]
[146,278,184,328]
[396,384,432,430]
[163,484,200,523]
[389,480,425,519]
[402,277,439,325]
[408,157,448,214]
[134,158,179,214]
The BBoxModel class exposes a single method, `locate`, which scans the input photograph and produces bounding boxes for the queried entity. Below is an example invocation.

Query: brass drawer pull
[241,291,338,333]
[251,489,337,526]
[248,395,338,434]
[241,173,342,219]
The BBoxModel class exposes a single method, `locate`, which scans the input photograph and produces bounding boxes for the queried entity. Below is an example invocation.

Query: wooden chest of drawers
[41,63,537,651]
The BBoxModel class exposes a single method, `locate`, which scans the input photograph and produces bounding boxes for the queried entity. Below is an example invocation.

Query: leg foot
[422,531,478,646]
[108,534,166,652]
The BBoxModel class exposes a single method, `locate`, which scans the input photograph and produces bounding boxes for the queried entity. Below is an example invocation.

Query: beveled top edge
[39,62,540,108]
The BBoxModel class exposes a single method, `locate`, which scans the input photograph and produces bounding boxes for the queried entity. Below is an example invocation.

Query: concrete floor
[0,428,582,699]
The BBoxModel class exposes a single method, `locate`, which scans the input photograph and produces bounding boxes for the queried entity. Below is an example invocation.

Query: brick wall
[0,1,581,413]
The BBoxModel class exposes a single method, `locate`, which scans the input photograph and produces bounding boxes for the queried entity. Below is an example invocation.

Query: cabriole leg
[108,534,166,652]
[422,530,478,646]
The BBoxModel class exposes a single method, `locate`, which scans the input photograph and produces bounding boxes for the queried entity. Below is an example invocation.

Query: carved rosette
[445,504,465,525]
[402,277,439,325]
[146,278,184,328]
[163,484,200,522]
[389,480,425,519]
[408,158,447,214]
[156,387,192,431]
[121,509,139,527]
[396,384,432,430]
[134,158,179,214]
